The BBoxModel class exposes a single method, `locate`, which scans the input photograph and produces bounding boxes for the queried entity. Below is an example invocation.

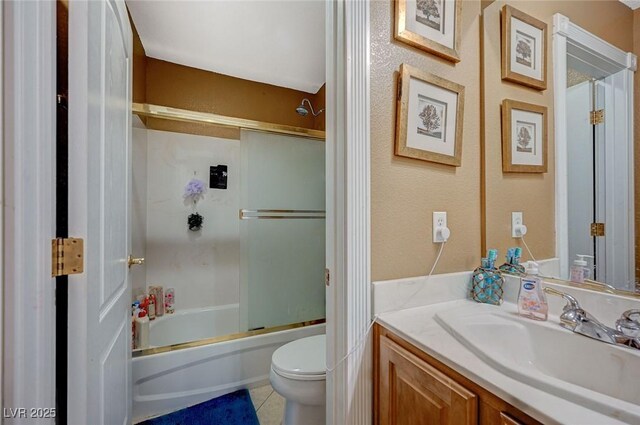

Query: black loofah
[188,212,204,231]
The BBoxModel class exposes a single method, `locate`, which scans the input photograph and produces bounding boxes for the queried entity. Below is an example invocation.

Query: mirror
[481,1,639,295]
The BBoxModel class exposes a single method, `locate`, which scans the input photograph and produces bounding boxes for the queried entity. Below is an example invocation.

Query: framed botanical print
[501,5,547,90]
[395,64,465,166]
[501,99,547,173]
[395,0,462,63]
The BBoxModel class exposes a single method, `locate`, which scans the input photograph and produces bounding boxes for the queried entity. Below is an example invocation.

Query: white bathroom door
[67,0,133,424]
[565,82,595,268]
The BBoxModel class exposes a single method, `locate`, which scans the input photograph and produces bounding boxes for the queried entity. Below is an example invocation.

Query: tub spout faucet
[544,287,640,349]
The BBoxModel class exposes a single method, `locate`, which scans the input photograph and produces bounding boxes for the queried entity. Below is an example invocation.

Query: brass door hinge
[590,109,604,125]
[51,238,84,277]
[325,268,330,286]
[591,223,605,237]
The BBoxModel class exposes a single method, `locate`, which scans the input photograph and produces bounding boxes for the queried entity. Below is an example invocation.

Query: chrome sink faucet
[544,287,640,350]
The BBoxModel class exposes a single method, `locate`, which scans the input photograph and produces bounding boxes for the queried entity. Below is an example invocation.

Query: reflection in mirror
[556,17,636,293]
[481,3,640,298]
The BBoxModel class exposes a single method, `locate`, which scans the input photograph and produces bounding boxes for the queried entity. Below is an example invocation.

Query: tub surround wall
[147,304,240,348]
[370,0,482,281]
[132,120,149,299]
[144,129,241,311]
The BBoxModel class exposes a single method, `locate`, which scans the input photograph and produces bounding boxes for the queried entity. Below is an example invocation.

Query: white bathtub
[148,304,240,347]
[132,319,325,422]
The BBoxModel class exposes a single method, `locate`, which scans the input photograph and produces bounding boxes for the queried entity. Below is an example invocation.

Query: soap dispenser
[517,261,548,321]
[570,254,594,283]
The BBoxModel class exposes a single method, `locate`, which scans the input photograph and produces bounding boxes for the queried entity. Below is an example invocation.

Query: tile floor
[250,384,285,425]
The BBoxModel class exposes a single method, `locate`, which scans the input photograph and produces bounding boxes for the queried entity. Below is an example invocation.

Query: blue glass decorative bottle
[471,249,504,305]
[498,247,526,276]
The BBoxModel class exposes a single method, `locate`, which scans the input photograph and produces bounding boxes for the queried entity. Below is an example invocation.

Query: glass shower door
[239,130,326,331]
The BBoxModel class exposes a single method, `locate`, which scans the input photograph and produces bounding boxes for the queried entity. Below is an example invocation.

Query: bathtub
[132,316,325,422]
[148,304,240,347]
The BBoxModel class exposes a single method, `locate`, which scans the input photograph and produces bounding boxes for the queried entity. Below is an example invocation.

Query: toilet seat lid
[272,334,326,379]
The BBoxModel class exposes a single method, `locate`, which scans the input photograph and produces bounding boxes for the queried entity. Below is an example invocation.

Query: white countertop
[377,299,630,425]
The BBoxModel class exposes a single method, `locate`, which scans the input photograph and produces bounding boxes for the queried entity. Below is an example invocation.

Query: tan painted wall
[313,84,326,131]
[131,14,146,105]
[144,58,324,138]
[482,1,633,51]
[482,1,633,264]
[482,1,555,262]
[371,0,483,281]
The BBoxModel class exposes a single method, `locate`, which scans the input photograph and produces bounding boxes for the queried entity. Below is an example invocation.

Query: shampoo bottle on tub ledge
[517,261,548,321]
[135,310,150,349]
[149,285,165,316]
[165,288,175,314]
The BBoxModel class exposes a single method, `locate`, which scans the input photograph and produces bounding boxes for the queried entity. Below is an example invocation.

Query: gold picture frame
[501,99,548,173]
[395,64,465,166]
[394,0,462,63]
[501,5,547,90]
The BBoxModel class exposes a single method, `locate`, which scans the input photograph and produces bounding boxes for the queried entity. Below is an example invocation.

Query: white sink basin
[435,304,640,423]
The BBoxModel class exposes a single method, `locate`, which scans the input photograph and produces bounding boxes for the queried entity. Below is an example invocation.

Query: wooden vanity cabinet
[374,324,542,425]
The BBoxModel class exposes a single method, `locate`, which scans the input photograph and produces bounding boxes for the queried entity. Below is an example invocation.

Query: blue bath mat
[139,389,259,425]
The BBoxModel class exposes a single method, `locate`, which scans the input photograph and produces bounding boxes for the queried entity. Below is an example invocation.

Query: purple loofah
[183,178,206,203]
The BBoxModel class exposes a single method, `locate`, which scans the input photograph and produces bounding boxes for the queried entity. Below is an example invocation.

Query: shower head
[296,98,324,117]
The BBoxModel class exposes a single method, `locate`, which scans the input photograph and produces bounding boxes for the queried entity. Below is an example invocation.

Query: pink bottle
[165,288,175,314]
[149,286,165,316]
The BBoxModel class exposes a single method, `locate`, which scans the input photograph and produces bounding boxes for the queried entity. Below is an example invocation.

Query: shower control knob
[128,255,145,268]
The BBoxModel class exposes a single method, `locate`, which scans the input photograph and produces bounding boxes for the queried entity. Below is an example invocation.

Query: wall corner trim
[2,0,57,418]
[325,0,371,424]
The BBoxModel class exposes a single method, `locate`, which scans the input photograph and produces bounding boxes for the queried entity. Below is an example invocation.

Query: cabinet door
[378,335,477,425]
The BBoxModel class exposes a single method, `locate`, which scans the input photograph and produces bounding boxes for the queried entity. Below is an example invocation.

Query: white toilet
[270,334,326,425]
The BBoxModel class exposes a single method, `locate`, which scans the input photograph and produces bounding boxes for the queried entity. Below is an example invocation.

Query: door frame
[2,0,57,420]
[553,13,636,289]
[2,0,373,423]
[325,1,371,424]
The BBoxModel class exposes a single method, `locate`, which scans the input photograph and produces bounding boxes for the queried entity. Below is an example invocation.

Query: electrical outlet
[433,212,448,243]
[512,212,526,238]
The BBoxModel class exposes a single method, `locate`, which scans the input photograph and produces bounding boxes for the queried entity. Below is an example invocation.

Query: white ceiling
[620,0,640,10]
[127,0,326,94]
